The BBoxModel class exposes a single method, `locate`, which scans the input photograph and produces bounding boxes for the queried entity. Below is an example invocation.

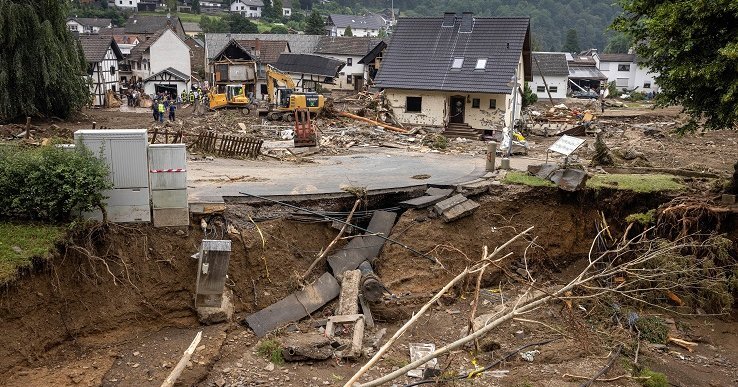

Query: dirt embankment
[0,186,676,384]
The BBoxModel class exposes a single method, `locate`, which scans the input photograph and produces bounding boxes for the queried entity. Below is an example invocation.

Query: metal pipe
[238,192,443,267]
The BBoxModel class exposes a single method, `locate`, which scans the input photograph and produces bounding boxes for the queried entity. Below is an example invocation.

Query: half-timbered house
[78,35,124,106]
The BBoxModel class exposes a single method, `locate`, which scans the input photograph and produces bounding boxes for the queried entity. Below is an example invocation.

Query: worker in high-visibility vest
[157,101,165,123]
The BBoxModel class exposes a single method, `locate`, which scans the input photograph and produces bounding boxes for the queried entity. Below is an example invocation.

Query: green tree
[378,27,387,38]
[192,0,200,14]
[200,15,229,33]
[305,10,324,35]
[604,32,631,54]
[272,0,284,19]
[613,0,738,132]
[270,25,289,34]
[262,0,280,20]
[166,0,176,12]
[562,28,580,53]
[0,0,89,121]
[226,13,259,33]
[343,25,353,36]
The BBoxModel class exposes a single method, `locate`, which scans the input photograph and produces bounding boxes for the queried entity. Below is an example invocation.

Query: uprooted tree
[0,0,90,121]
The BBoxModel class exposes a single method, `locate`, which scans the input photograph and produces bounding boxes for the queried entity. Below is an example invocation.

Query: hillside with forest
[313,0,623,52]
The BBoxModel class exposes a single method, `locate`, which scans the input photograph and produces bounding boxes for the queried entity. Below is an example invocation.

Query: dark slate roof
[233,0,264,6]
[144,67,189,82]
[598,53,636,63]
[359,40,388,64]
[275,53,345,77]
[78,34,123,63]
[374,14,531,94]
[532,52,569,77]
[124,15,185,36]
[68,17,112,28]
[182,22,202,33]
[282,0,292,7]
[206,33,321,59]
[328,14,386,30]
[315,36,386,56]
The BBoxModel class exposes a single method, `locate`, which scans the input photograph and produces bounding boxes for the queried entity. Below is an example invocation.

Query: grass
[587,174,685,193]
[625,209,657,225]
[0,223,64,284]
[503,171,556,187]
[137,11,209,24]
[637,367,669,387]
[256,339,284,365]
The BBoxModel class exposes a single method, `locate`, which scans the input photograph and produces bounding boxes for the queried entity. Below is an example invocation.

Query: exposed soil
[0,185,736,386]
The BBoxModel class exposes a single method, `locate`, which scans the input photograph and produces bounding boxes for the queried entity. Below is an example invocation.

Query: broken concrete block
[550,168,588,191]
[337,270,361,316]
[441,198,480,222]
[326,314,365,359]
[400,194,448,209]
[528,163,558,180]
[456,180,493,196]
[281,333,334,362]
[425,187,454,197]
[197,289,234,325]
[433,194,468,215]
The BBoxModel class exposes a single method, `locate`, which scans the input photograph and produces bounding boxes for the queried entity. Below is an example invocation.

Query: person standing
[169,103,176,122]
[158,100,165,123]
[152,100,159,122]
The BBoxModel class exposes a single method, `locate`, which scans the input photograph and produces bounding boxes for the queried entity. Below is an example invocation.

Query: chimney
[459,12,473,33]
[442,12,455,27]
[254,38,261,58]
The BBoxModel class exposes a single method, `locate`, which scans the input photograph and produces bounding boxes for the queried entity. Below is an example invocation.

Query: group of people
[151,88,210,123]
[151,96,177,123]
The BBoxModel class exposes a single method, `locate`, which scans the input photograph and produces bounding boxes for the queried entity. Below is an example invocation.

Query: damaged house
[374,12,531,139]
[78,34,124,107]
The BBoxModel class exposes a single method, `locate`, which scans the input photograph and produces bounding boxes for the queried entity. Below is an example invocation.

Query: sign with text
[548,135,586,156]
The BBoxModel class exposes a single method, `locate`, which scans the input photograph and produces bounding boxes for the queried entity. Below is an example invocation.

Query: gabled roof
[206,33,321,59]
[568,55,597,66]
[78,34,123,63]
[68,17,112,28]
[232,0,264,6]
[143,67,189,82]
[124,15,185,36]
[315,36,386,56]
[375,14,531,94]
[237,39,290,65]
[182,22,203,33]
[359,40,388,64]
[282,0,292,7]
[532,52,569,77]
[212,39,257,61]
[598,53,636,63]
[327,14,386,30]
[113,35,140,45]
[128,29,168,61]
[275,53,345,77]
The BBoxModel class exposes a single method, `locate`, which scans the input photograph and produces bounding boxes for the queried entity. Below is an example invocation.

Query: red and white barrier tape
[150,168,187,173]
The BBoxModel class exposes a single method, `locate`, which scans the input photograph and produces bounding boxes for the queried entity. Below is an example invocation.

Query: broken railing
[190,131,263,158]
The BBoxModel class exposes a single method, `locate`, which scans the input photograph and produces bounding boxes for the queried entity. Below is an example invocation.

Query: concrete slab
[425,187,454,197]
[197,289,234,325]
[244,273,340,337]
[441,199,480,222]
[327,210,397,278]
[433,194,468,215]
[399,194,447,209]
[456,180,493,196]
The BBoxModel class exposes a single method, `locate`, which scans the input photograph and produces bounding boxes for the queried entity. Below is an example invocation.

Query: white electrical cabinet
[74,129,151,223]
[148,144,189,227]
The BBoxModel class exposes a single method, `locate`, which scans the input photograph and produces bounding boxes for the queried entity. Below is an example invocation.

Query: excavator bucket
[293,109,316,147]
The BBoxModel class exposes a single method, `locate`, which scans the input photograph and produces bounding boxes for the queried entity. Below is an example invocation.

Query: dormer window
[451,57,464,69]
[475,58,487,69]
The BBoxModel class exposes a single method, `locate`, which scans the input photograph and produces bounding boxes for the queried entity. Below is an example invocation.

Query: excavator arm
[265,64,296,104]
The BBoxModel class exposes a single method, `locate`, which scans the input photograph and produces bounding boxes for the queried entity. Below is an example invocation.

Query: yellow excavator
[266,64,324,121]
[208,84,257,114]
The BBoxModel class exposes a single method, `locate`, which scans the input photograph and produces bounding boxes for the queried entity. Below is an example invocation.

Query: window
[616,78,629,87]
[643,82,651,89]
[110,66,116,75]
[406,96,422,112]
[250,6,256,10]
[451,57,464,69]
[347,74,352,84]
[472,98,480,108]
[549,86,558,93]
[129,0,132,4]
[475,58,487,69]
[536,86,545,93]
[489,99,497,109]
[347,58,352,66]
[617,64,631,71]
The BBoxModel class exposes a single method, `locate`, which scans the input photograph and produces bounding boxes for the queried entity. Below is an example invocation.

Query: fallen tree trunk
[338,111,408,134]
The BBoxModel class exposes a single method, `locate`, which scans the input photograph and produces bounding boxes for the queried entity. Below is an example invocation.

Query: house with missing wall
[530,52,569,100]
[358,40,388,86]
[78,34,124,106]
[314,36,387,92]
[126,29,192,96]
[374,12,531,139]
[274,53,345,93]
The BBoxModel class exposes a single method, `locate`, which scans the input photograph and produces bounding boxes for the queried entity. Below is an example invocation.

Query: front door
[449,96,465,124]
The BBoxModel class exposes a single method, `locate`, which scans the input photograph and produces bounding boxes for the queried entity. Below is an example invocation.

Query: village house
[230,0,264,18]
[124,14,186,39]
[274,53,345,93]
[358,40,388,86]
[325,14,387,37]
[67,17,112,34]
[374,12,531,139]
[530,52,569,100]
[282,0,292,16]
[113,0,140,10]
[126,28,192,96]
[567,52,607,94]
[182,22,203,38]
[78,34,124,106]
[314,36,386,92]
[597,53,659,92]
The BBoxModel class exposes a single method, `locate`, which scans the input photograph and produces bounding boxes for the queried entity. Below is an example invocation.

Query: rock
[11,246,22,253]
[133,351,140,357]
[197,289,234,325]
[132,363,140,368]
[281,332,334,362]
[176,229,185,236]
[264,362,275,371]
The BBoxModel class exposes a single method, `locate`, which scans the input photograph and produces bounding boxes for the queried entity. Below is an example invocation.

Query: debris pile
[526,103,598,137]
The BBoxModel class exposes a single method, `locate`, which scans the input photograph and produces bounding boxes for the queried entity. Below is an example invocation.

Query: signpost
[547,135,586,165]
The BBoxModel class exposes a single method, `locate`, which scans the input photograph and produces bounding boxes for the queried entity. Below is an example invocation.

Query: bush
[256,339,284,365]
[0,144,111,222]
[607,81,622,98]
[522,82,538,107]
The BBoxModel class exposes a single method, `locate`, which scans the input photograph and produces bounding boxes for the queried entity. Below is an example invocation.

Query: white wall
[385,90,508,129]
[89,46,120,106]
[231,1,262,18]
[114,0,139,9]
[282,7,291,16]
[319,54,363,90]
[337,27,377,37]
[150,29,191,79]
[530,75,568,99]
[633,64,659,92]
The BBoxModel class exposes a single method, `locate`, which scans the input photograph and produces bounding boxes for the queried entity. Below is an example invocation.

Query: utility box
[74,129,151,222]
[195,240,232,307]
[148,143,189,227]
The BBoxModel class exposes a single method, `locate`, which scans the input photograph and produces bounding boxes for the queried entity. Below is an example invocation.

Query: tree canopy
[0,0,89,121]
[562,28,580,53]
[343,25,353,36]
[305,10,324,35]
[614,0,738,131]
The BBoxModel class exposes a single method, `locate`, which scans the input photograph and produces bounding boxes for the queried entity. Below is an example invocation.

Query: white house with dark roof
[126,29,191,96]
[314,36,387,91]
[113,0,140,9]
[597,53,659,92]
[282,0,292,16]
[374,12,531,139]
[78,35,124,106]
[67,18,112,34]
[530,52,569,100]
[230,0,264,18]
[326,14,387,37]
